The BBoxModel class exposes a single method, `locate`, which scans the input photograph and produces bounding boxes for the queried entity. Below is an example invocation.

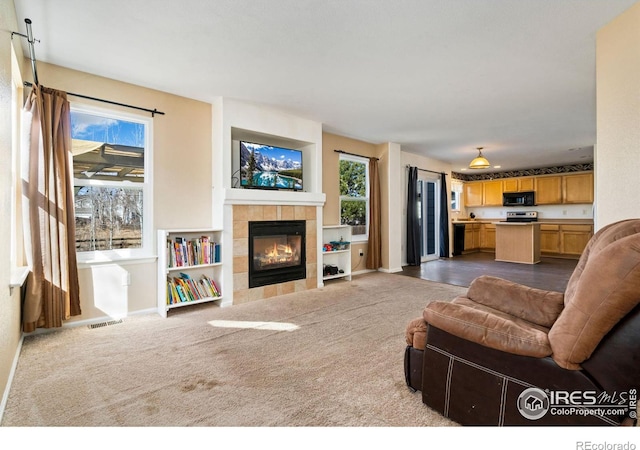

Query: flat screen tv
[240,141,303,191]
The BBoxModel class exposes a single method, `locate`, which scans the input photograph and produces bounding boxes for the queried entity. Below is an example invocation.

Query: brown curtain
[21,84,81,332]
[366,158,381,269]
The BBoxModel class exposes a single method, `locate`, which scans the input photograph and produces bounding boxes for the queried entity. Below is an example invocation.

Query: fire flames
[264,242,294,264]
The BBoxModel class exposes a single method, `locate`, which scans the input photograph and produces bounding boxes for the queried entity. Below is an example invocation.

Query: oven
[505,211,538,222]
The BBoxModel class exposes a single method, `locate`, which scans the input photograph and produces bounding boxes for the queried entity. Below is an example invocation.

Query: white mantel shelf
[223,188,326,206]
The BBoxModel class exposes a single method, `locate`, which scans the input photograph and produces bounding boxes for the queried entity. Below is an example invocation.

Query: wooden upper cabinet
[483,180,503,206]
[462,172,592,208]
[502,178,518,192]
[464,182,483,207]
[503,177,534,192]
[563,173,594,204]
[535,176,562,204]
[519,177,535,192]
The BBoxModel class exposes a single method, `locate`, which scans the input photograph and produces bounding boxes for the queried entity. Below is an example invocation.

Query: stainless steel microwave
[503,191,535,207]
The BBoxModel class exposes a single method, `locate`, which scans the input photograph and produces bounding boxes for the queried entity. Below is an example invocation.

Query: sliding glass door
[417,177,440,262]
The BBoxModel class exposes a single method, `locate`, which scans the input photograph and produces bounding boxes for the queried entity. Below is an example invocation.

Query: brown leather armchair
[405,219,640,426]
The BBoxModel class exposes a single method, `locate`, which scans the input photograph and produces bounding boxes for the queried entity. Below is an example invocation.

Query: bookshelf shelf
[158,228,223,318]
[321,225,352,284]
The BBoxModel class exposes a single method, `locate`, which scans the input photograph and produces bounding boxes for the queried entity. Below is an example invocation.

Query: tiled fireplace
[248,219,306,288]
[232,204,317,305]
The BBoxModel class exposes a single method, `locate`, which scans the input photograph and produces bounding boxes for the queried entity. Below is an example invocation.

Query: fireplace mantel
[223,188,326,207]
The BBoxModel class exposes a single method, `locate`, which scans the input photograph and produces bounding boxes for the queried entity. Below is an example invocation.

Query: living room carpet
[1,272,467,427]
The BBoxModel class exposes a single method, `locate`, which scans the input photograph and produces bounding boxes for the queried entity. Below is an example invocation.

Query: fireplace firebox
[248,220,306,288]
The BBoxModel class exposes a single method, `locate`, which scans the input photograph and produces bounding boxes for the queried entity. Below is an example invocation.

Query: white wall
[211,97,326,303]
[465,204,594,221]
[385,142,403,273]
[595,2,640,230]
[0,0,25,422]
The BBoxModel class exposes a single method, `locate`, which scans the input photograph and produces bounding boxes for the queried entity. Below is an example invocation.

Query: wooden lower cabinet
[480,223,496,250]
[540,224,592,258]
[560,224,593,256]
[540,224,561,254]
[464,223,481,251]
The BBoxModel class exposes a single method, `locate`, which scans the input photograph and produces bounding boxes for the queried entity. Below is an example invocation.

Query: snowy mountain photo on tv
[240,141,303,191]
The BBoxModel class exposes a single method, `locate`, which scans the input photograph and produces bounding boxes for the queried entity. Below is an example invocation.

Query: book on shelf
[166,235,220,268]
[165,273,221,305]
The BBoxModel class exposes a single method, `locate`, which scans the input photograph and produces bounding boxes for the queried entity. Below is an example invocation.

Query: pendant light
[469,147,490,169]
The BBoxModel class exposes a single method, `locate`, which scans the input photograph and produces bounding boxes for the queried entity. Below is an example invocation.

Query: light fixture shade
[469,147,490,169]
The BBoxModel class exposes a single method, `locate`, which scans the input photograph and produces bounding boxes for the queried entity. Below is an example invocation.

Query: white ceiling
[12,0,638,173]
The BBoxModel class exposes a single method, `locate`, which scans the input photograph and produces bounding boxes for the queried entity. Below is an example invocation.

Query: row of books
[167,235,221,268]
[166,272,222,305]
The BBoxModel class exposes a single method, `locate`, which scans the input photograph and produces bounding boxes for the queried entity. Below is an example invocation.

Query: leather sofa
[405,219,640,426]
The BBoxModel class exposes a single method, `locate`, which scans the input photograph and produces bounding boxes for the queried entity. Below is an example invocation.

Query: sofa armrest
[466,275,564,328]
[405,317,427,350]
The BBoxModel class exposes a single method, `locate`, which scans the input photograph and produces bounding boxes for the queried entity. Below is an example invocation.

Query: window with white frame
[70,105,153,261]
[451,181,463,212]
[339,154,369,240]
[10,45,27,284]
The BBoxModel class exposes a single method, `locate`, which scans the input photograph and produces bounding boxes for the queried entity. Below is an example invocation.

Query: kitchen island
[494,222,541,264]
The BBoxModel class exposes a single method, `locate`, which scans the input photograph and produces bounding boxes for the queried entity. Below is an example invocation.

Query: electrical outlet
[359,249,364,256]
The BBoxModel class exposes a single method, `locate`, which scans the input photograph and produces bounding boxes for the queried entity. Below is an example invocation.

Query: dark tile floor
[400,251,578,292]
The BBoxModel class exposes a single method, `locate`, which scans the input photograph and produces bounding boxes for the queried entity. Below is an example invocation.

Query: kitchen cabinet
[463,172,592,208]
[495,222,541,264]
[464,223,481,251]
[464,182,483,207]
[563,173,594,204]
[534,176,562,204]
[480,223,496,249]
[483,180,503,206]
[503,177,534,193]
[560,224,593,256]
[539,223,593,258]
[540,224,561,254]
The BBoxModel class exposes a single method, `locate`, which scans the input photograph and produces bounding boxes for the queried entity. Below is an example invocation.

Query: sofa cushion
[466,275,564,328]
[549,226,640,370]
[423,300,552,358]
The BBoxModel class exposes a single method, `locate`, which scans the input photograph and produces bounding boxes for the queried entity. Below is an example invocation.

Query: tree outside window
[339,155,369,239]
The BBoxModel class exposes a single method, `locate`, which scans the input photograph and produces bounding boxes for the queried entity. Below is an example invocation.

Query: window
[70,105,153,261]
[10,44,28,287]
[451,181,462,212]
[339,154,369,240]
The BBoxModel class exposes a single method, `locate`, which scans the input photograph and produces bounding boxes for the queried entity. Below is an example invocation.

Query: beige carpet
[2,272,467,427]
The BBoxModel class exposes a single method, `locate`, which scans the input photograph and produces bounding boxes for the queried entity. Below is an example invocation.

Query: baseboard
[0,334,24,425]
[378,266,403,274]
[352,269,376,276]
[63,308,159,329]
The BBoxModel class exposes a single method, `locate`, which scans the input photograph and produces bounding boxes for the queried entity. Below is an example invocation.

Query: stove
[505,211,538,222]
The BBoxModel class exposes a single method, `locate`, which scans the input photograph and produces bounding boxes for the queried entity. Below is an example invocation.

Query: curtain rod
[23,81,165,117]
[406,165,447,176]
[334,149,379,160]
[13,19,164,118]
[12,18,39,85]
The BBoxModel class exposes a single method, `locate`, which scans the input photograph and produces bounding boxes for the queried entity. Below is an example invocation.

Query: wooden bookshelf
[157,229,223,317]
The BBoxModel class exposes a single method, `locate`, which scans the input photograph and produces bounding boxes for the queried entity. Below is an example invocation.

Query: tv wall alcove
[212,97,326,306]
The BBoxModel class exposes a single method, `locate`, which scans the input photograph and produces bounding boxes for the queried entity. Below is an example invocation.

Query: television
[239,141,303,191]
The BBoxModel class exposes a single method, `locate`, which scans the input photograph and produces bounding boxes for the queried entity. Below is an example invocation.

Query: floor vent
[88,319,123,329]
